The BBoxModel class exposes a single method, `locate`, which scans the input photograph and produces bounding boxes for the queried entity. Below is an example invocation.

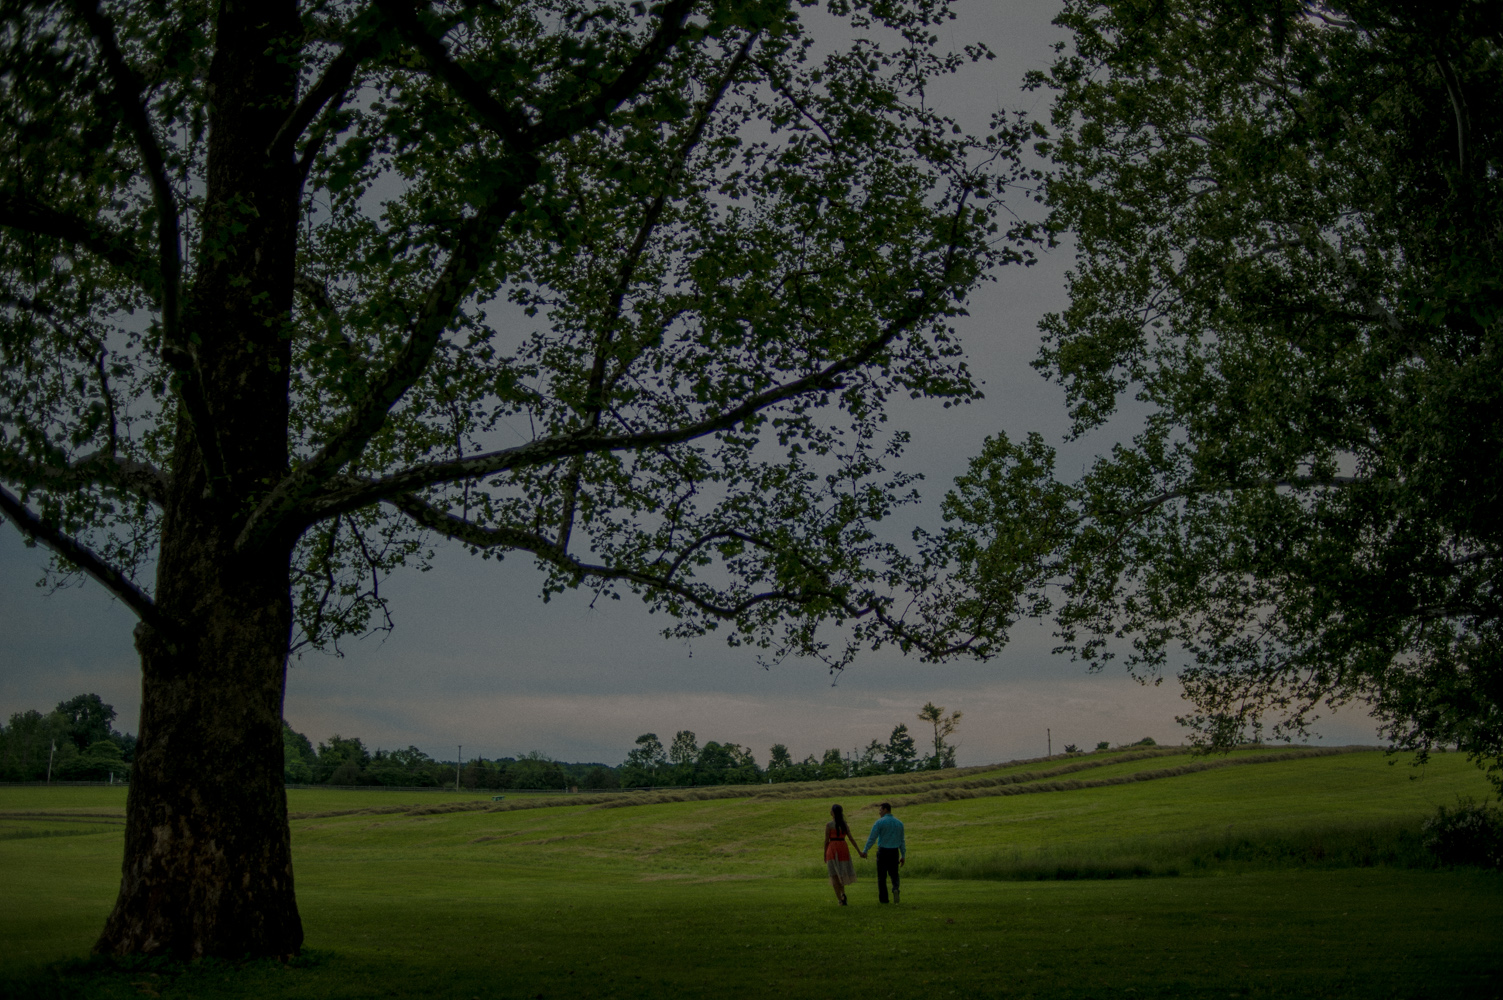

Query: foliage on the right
[936,0,1503,787]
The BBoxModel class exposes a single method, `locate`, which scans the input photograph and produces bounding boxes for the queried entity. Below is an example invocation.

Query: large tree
[939,0,1502,783]
[0,0,1031,958]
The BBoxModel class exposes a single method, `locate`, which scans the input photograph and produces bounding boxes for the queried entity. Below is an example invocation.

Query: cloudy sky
[0,0,1383,767]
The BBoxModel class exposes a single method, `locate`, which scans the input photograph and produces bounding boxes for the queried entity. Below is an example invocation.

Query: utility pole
[455,745,462,791]
[1047,729,1051,756]
[47,739,56,783]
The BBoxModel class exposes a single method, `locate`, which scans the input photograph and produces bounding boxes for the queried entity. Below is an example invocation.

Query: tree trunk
[96,553,302,958]
[95,0,305,958]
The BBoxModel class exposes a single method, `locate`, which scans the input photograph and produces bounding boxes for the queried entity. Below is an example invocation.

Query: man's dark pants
[876,847,901,903]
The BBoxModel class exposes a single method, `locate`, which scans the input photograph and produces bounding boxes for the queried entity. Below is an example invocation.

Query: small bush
[1421,797,1503,869]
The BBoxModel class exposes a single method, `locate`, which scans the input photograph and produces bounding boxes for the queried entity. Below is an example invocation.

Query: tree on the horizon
[509,749,569,788]
[940,0,1503,787]
[664,733,697,781]
[0,0,1035,957]
[693,739,759,784]
[282,723,317,784]
[623,733,668,784]
[917,700,960,768]
[881,723,918,773]
[765,742,794,781]
[54,693,118,752]
[0,710,70,781]
[854,737,886,776]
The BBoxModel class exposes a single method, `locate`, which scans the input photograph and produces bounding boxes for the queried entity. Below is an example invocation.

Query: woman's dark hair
[830,804,850,837]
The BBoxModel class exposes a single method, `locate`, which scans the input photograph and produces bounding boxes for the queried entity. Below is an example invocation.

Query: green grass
[2,748,1500,999]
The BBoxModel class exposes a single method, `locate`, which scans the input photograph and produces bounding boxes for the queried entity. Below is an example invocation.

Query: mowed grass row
[1,748,1499,999]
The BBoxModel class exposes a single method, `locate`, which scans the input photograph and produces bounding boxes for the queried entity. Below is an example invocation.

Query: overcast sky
[0,0,1383,767]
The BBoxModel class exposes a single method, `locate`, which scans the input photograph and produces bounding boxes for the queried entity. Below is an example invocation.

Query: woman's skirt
[825,841,856,885]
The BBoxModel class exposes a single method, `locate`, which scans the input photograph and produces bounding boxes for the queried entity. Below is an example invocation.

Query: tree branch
[387,492,846,619]
[294,273,336,316]
[753,57,837,148]
[558,31,758,549]
[244,164,974,550]
[268,11,387,166]
[273,174,979,533]
[528,0,700,147]
[387,492,978,660]
[1108,475,1363,526]
[1301,231,1405,338]
[1433,51,1470,178]
[373,0,534,149]
[582,31,757,427]
[238,158,542,549]
[1447,551,1501,570]
[0,483,171,634]
[69,0,183,354]
[297,293,932,524]
[0,192,146,273]
[1,448,169,508]
[68,0,227,493]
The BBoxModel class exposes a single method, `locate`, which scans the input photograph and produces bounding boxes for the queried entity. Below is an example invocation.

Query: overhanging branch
[239,159,542,549]
[395,495,802,618]
[0,483,171,634]
[268,10,388,166]
[69,0,227,493]
[559,30,758,549]
[247,177,975,543]
[0,448,169,508]
[297,296,929,524]
[527,0,700,147]
[0,193,146,274]
[386,491,979,660]
[1110,475,1363,526]
[374,0,534,149]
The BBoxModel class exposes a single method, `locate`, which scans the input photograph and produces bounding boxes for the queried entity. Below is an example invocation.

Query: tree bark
[96,561,302,958]
[95,0,305,958]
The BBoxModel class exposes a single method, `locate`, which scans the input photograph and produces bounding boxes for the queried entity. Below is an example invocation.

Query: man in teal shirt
[864,801,905,903]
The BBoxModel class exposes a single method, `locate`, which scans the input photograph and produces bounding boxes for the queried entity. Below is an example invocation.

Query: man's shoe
[893,889,900,904]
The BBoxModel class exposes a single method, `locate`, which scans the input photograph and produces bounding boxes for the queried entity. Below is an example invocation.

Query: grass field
[2,746,1500,999]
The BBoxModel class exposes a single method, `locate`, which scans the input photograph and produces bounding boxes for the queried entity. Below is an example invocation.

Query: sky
[0,0,1385,768]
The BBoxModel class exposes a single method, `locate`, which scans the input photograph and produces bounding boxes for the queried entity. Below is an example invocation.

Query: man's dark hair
[878,802,891,814]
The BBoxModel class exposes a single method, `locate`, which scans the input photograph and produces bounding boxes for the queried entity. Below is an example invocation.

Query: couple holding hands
[824,802,905,906]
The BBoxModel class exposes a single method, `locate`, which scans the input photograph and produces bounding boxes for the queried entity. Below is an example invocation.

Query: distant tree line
[2,695,963,789]
[1061,738,1158,754]
[0,694,135,781]
[281,725,614,789]
[621,703,964,787]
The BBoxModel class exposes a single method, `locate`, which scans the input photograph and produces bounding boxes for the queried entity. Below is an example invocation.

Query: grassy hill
[2,746,1499,999]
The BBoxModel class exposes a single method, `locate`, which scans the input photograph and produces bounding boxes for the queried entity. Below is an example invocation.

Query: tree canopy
[54,692,118,751]
[0,0,1034,958]
[941,0,1503,785]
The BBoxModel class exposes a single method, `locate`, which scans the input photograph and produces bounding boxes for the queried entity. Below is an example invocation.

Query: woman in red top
[824,803,865,905]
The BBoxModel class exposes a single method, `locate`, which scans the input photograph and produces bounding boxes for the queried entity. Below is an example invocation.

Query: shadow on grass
[0,951,331,1000]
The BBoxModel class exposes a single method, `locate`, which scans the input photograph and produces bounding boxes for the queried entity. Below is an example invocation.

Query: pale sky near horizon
[0,0,1385,767]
